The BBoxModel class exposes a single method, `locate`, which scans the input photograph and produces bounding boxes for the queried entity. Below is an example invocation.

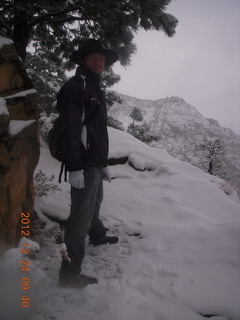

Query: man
[57,39,119,288]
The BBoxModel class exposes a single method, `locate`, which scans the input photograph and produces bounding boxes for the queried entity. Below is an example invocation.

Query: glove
[69,170,85,189]
[103,167,112,183]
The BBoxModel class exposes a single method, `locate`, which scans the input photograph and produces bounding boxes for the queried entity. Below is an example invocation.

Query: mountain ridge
[108,93,240,195]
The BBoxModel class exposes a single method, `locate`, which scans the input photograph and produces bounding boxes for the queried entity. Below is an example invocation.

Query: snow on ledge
[0,97,9,115]
[9,119,36,136]
[0,37,13,49]
[4,89,37,100]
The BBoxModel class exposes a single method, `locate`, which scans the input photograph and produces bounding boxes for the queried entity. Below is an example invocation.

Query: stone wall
[0,38,40,252]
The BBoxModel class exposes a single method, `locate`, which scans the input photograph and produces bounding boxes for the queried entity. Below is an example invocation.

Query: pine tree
[128,122,158,143]
[107,117,124,131]
[196,139,227,177]
[0,1,178,110]
[0,0,178,67]
[26,48,67,114]
[129,107,144,127]
[127,107,158,142]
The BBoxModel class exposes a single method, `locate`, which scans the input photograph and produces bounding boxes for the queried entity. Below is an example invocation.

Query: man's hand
[103,167,111,183]
[69,170,85,189]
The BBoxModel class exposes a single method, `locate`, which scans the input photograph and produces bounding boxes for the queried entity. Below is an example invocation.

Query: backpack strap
[81,75,87,148]
[58,163,68,183]
[58,162,64,183]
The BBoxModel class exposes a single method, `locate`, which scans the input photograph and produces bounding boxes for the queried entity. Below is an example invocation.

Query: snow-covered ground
[1,127,240,320]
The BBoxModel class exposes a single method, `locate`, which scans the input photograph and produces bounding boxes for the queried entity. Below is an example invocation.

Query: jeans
[63,166,106,277]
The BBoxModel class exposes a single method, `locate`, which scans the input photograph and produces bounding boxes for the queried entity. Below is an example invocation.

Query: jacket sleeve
[56,81,86,171]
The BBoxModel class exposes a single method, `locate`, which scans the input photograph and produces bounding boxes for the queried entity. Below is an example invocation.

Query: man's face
[84,52,106,74]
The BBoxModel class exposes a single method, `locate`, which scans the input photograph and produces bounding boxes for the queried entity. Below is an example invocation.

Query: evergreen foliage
[0,1,178,66]
[128,107,158,142]
[196,139,228,178]
[107,117,124,131]
[39,112,58,141]
[128,122,158,143]
[26,49,66,114]
[129,107,144,126]
[34,170,61,198]
[0,1,177,111]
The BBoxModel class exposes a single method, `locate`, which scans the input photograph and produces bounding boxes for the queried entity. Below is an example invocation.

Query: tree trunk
[13,5,30,61]
[208,161,213,175]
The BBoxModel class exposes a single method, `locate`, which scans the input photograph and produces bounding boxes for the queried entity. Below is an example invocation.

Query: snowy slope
[108,94,240,194]
[1,127,240,320]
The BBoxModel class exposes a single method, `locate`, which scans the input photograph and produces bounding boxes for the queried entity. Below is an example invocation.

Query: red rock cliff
[0,38,40,252]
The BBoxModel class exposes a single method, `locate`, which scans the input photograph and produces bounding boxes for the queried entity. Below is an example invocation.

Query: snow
[0,97,9,115]
[19,237,40,253]
[0,36,13,48]
[4,88,37,100]
[9,120,36,136]
[1,127,240,320]
[0,90,37,135]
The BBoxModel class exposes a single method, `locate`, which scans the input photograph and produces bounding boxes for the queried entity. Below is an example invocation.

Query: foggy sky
[112,0,240,134]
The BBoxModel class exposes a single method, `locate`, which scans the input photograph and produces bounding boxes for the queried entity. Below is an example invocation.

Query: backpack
[48,76,87,182]
[48,109,86,183]
[48,118,68,163]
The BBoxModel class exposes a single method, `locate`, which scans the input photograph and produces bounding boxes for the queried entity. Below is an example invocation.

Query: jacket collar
[76,65,100,84]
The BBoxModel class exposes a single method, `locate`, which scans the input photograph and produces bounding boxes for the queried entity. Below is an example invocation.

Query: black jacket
[56,65,109,171]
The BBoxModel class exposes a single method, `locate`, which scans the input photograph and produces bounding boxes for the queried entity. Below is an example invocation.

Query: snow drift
[1,127,240,320]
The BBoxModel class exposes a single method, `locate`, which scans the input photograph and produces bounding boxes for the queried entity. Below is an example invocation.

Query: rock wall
[0,38,40,252]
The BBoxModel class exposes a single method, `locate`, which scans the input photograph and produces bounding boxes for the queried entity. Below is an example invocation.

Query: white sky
[112,0,240,135]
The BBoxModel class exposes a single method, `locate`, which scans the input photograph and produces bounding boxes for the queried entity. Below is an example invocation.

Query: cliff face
[0,38,40,251]
[109,94,240,195]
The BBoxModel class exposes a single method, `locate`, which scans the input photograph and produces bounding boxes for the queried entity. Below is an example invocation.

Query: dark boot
[59,273,98,288]
[59,259,98,288]
[89,235,119,246]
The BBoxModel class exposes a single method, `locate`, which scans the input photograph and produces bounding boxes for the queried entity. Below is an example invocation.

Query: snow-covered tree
[39,111,58,141]
[129,107,144,127]
[107,117,124,131]
[128,107,157,143]
[0,1,178,66]
[26,48,66,114]
[128,122,158,143]
[0,1,178,109]
[196,139,227,177]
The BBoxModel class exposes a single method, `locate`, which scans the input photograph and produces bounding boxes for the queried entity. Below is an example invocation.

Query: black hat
[69,39,119,67]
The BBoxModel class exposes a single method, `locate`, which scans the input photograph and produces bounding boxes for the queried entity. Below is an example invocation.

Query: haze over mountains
[108,94,240,195]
